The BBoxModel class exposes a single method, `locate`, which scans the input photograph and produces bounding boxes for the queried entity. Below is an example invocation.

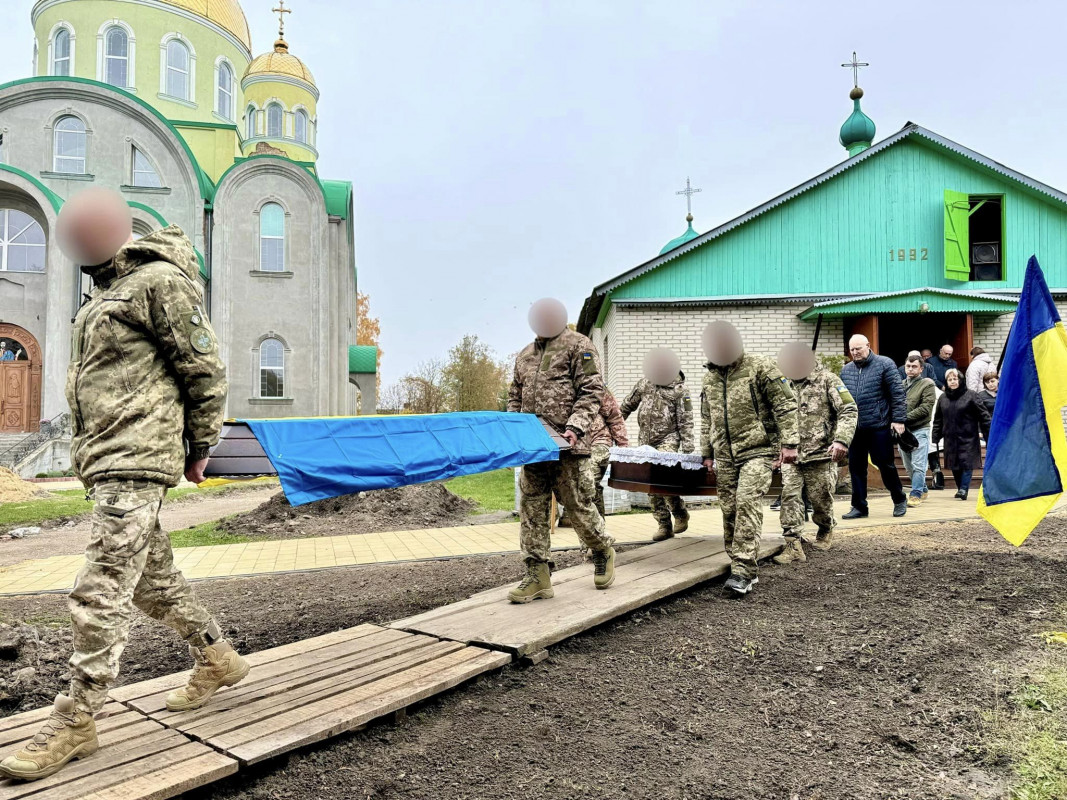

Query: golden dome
[158,0,252,51]
[245,39,315,86]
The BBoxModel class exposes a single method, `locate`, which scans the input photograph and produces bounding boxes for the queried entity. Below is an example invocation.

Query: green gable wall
[611,137,1067,301]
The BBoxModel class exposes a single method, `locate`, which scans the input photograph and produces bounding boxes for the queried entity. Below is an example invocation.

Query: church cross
[273,1,292,37]
[675,177,701,215]
[841,51,869,88]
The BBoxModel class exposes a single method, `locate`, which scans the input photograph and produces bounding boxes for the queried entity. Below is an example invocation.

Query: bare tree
[400,358,448,414]
[378,382,407,415]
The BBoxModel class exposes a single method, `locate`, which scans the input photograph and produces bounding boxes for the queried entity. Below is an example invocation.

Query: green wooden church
[578,80,1067,406]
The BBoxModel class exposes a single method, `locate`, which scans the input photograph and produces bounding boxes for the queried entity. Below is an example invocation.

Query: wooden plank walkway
[390,534,783,656]
[0,703,235,800]
[113,624,510,766]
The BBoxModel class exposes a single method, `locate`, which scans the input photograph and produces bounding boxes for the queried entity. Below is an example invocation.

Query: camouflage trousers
[648,444,687,526]
[588,443,612,518]
[780,460,837,541]
[717,457,773,579]
[520,454,614,565]
[68,480,216,713]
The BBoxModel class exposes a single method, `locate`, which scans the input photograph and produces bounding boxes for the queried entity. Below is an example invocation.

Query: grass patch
[168,520,265,549]
[23,613,70,629]
[981,644,1067,800]
[446,469,515,513]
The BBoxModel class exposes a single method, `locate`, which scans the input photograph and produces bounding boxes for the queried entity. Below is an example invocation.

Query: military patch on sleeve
[836,384,855,404]
[190,327,215,354]
[581,351,597,376]
[683,395,692,412]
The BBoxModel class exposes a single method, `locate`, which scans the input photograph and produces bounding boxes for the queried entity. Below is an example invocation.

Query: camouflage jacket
[699,353,798,462]
[619,374,694,452]
[588,391,630,447]
[67,226,227,488]
[791,366,858,464]
[507,329,605,456]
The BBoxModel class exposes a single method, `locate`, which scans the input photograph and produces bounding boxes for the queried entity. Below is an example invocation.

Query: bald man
[839,335,908,519]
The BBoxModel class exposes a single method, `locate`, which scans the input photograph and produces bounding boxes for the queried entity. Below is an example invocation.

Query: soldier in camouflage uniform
[585,390,629,517]
[1,206,248,782]
[773,343,858,564]
[621,348,695,541]
[700,321,799,595]
[506,299,617,603]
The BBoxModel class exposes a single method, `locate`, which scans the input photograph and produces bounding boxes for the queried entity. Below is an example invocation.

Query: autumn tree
[356,292,382,371]
[442,335,509,412]
[399,359,448,414]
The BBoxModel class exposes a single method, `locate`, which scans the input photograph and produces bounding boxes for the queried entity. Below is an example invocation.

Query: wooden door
[950,314,974,370]
[0,363,29,433]
[845,314,880,355]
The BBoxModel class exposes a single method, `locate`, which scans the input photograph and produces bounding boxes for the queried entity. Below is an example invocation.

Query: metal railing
[0,412,72,470]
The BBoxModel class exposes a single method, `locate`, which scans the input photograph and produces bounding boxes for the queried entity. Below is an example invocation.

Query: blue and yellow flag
[977,256,1067,545]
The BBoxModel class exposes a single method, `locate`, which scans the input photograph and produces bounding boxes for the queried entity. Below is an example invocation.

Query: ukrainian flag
[978,256,1067,546]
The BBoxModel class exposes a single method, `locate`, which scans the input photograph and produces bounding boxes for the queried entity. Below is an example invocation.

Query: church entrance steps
[0,703,236,800]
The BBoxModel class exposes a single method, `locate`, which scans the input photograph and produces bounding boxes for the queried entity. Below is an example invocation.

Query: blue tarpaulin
[240,412,560,506]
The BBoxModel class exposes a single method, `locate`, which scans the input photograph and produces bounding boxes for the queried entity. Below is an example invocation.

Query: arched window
[217,61,234,120]
[52,28,71,76]
[294,109,308,144]
[165,39,190,99]
[259,203,285,272]
[266,104,283,138]
[53,115,86,174]
[104,26,129,87]
[131,146,162,188]
[259,338,285,397]
[246,106,258,139]
[0,209,46,273]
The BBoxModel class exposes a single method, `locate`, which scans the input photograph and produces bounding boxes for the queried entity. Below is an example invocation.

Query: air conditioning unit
[972,242,1000,264]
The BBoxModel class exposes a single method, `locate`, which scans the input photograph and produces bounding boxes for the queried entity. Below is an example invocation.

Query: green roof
[322,180,352,220]
[659,219,700,255]
[349,345,378,374]
[798,288,1018,320]
[839,97,876,148]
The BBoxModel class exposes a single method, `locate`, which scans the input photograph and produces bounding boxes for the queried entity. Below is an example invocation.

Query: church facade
[579,85,1067,435]
[0,0,375,446]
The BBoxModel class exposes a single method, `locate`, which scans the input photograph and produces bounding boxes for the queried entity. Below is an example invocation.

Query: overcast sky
[6,0,1067,385]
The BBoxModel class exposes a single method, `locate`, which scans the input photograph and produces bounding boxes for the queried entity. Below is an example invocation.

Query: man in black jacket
[928,344,958,389]
[840,335,908,519]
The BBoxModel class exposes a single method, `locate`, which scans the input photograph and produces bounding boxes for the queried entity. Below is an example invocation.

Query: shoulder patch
[190,327,215,354]
[580,351,598,376]
[836,384,855,404]
[683,394,692,412]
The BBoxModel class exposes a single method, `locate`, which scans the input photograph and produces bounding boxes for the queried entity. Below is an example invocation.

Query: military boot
[773,539,806,565]
[508,561,554,604]
[812,529,835,551]
[673,510,690,535]
[653,520,674,542]
[165,640,250,712]
[591,546,616,589]
[0,695,98,781]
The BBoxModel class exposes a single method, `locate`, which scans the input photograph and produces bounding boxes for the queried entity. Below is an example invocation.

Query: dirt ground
[0,486,280,567]
[2,515,1065,799]
[219,483,509,540]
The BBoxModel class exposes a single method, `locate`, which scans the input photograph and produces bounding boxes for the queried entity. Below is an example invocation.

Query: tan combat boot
[0,695,98,782]
[653,521,674,542]
[508,561,554,604]
[673,510,690,535]
[812,529,835,551]
[591,546,616,589]
[165,640,250,712]
[773,539,807,565]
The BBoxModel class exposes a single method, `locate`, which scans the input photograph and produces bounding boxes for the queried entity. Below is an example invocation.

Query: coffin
[608,459,717,496]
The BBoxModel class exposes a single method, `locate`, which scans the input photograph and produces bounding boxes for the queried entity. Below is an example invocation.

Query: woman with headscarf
[932,368,991,500]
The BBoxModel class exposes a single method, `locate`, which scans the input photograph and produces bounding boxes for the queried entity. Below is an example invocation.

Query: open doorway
[844,313,974,370]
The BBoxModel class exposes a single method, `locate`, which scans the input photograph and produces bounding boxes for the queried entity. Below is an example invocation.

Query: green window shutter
[944,189,971,281]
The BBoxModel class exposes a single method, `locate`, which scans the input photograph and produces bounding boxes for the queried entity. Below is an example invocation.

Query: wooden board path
[0,703,235,800]
[114,624,510,766]
[390,534,784,656]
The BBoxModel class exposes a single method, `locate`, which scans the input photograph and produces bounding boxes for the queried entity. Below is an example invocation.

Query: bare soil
[2,515,1065,799]
[218,483,501,540]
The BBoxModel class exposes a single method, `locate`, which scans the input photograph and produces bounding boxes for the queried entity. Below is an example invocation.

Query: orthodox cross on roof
[273,0,292,38]
[841,51,869,88]
[675,177,701,216]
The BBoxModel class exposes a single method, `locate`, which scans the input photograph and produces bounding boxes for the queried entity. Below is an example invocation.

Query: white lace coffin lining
[608,445,705,471]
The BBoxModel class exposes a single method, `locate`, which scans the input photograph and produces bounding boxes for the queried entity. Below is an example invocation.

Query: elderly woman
[932,368,991,500]
[977,371,998,418]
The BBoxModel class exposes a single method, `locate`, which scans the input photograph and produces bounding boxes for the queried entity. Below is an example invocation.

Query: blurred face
[946,371,960,389]
[984,376,999,393]
[528,298,568,339]
[56,187,133,266]
[703,321,743,367]
[777,342,815,381]
[643,347,681,386]
[904,360,922,378]
[940,345,954,360]
[848,336,870,362]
